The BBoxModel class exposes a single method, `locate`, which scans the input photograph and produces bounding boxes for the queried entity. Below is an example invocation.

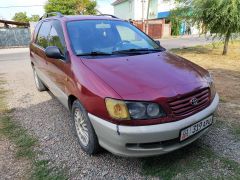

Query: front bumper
[89,93,219,157]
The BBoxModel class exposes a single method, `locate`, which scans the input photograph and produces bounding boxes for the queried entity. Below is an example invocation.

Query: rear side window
[36,21,51,49]
[49,20,65,54]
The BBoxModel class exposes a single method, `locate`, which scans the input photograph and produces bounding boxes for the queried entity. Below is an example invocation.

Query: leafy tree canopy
[29,15,40,22]
[171,0,240,55]
[44,0,97,15]
[12,12,40,22]
[12,12,29,23]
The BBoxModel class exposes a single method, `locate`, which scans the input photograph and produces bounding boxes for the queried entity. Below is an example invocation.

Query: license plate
[180,116,213,141]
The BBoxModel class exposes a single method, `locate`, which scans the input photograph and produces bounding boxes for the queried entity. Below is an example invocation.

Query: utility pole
[146,0,151,34]
[141,0,145,22]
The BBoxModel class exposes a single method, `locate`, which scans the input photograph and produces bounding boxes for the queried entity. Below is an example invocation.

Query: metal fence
[0,28,30,48]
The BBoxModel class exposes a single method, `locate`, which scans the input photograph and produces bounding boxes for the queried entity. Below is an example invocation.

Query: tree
[171,0,240,55]
[12,12,29,23]
[29,15,40,22]
[44,0,97,15]
[168,13,181,36]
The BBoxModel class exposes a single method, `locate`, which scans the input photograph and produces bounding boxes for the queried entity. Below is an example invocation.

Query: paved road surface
[160,36,215,50]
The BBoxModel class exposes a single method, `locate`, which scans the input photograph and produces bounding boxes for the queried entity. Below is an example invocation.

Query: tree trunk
[222,32,230,55]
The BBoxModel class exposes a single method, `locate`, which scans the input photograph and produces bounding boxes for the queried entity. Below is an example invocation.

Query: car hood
[82,52,209,100]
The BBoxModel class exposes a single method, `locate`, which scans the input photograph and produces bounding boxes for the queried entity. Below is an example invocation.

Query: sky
[0,0,114,20]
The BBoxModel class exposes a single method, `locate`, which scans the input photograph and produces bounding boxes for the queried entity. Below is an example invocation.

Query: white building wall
[113,0,150,20]
[157,0,176,13]
[133,0,147,20]
[114,1,134,20]
[113,0,175,20]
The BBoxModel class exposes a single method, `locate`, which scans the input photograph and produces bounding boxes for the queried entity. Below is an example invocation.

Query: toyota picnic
[29,12,219,157]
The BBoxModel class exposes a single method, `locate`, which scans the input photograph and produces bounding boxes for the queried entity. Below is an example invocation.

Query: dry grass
[172,41,240,134]
[0,74,8,113]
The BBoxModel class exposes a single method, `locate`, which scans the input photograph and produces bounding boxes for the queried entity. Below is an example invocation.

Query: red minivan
[30,13,219,157]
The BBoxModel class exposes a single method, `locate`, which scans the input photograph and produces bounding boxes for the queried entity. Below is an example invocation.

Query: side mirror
[45,46,64,59]
[155,40,161,46]
[155,40,166,51]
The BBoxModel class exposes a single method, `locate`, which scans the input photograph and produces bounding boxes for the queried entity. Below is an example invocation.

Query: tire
[33,67,47,92]
[72,100,100,155]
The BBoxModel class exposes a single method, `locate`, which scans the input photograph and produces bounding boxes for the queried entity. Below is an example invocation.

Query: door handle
[65,77,69,82]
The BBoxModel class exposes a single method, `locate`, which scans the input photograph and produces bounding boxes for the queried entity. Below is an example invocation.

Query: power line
[0,5,44,8]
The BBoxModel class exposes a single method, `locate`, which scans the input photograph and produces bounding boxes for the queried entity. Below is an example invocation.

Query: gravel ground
[200,117,240,163]
[0,137,31,180]
[0,48,239,179]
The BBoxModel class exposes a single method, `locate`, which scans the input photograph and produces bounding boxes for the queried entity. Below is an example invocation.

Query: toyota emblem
[190,97,199,106]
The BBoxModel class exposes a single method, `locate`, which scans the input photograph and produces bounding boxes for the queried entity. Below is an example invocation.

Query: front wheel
[72,100,100,155]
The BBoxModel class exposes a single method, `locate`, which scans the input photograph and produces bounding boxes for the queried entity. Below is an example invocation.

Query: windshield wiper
[76,51,112,56]
[112,48,162,54]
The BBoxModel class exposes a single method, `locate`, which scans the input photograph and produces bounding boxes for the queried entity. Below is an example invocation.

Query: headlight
[205,73,216,100]
[147,103,160,117]
[205,73,214,86]
[105,98,166,120]
[127,102,146,119]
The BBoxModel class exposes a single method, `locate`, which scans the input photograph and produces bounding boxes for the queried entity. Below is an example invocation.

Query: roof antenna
[96,9,102,15]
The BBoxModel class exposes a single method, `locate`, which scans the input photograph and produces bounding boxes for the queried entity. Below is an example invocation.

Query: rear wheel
[33,68,47,91]
[72,100,99,155]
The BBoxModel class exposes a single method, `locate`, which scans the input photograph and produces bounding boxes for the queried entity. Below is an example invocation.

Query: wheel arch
[68,94,77,111]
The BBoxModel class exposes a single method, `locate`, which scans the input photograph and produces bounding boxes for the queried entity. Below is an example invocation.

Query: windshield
[67,20,162,56]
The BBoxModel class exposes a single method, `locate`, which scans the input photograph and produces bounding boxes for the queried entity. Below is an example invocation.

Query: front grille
[168,88,210,116]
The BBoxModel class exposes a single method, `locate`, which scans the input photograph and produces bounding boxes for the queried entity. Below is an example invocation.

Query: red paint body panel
[30,16,213,126]
[81,52,209,100]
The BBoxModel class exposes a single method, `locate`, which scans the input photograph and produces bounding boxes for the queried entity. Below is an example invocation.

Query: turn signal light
[105,98,130,120]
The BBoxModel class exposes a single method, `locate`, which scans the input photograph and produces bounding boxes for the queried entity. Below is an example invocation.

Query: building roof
[112,0,128,6]
[0,19,29,27]
[157,11,170,19]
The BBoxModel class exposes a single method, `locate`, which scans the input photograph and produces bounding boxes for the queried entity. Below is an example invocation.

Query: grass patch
[32,160,66,180]
[230,123,240,139]
[142,144,240,179]
[0,79,8,112]
[234,127,240,137]
[0,116,37,159]
[0,75,67,180]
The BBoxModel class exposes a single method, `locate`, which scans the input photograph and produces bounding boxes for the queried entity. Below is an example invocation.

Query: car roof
[42,15,123,22]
